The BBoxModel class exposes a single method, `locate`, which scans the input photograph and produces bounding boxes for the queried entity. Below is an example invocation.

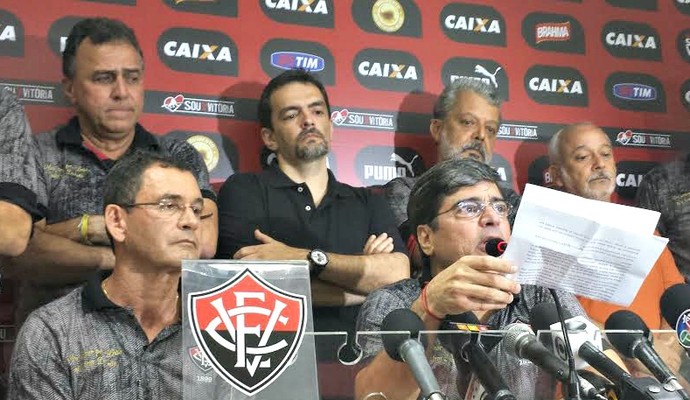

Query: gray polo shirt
[8,271,182,399]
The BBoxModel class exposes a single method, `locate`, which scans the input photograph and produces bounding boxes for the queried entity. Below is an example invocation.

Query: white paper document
[503,184,668,306]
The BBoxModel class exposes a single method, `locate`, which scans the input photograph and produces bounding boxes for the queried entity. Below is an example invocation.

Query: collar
[82,270,119,312]
[56,117,160,152]
[263,163,353,198]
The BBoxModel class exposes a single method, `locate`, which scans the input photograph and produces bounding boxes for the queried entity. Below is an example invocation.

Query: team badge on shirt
[188,269,307,396]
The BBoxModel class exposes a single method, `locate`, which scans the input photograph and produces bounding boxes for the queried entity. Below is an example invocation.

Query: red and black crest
[188,269,307,396]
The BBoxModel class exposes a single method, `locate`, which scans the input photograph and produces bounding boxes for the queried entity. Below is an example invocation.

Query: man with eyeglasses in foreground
[8,151,204,399]
[355,158,590,400]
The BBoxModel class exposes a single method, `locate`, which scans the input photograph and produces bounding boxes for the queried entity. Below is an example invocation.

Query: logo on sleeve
[158,28,237,76]
[601,21,661,61]
[260,39,335,85]
[524,65,588,107]
[162,0,238,17]
[615,160,661,199]
[355,146,425,185]
[522,12,585,54]
[441,57,508,100]
[605,72,665,112]
[0,10,23,57]
[677,29,690,63]
[188,269,307,396]
[261,0,333,28]
[352,0,422,37]
[353,49,423,92]
[605,0,657,10]
[440,3,506,47]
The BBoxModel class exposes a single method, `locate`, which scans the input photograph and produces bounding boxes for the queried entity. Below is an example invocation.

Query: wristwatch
[308,249,329,277]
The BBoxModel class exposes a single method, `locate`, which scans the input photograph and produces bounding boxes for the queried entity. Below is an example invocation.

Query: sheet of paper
[503,184,668,306]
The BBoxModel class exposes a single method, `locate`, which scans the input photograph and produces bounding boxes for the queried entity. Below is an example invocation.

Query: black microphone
[485,238,507,257]
[660,284,690,358]
[381,308,445,400]
[605,310,690,400]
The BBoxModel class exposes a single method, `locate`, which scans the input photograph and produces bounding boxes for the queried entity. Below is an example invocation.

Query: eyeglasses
[435,199,512,220]
[120,199,212,220]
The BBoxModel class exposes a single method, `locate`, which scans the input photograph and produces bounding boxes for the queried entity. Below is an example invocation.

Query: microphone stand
[550,289,583,400]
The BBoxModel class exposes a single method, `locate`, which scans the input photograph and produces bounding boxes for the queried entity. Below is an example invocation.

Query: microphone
[660,284,690,357]
[605,310,690,400]
[503,323,606,400]
[381,308,445,400]
[485,238,507,257]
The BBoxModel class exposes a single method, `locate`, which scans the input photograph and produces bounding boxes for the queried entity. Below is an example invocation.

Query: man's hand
[424,255,521,318]
[233,229,309,261]
[43,215,111,246]
[86,215,111,246]
[363,233,394,255]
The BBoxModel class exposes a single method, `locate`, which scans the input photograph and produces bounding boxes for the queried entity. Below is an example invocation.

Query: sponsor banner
[162,0,238,17]
[441,57,509,100]
[48,15,85,55]
[0,80,69,106]
[352,0,422,37]
[524,65,588,107]
[675,0,690,16]
[157,28,237,76]
[0,10,23,57]
[355,146,425,185]
[681,79,690,109]
[146,90,258,120]
[164,131,237,182]
[353,48,423,92]
[490,153,514,189]
[677,29,690,63]
[611,128,672,149]
[605,0,657,10]
[522,12,585,54]
[527,155,555,187]
[330,108,396,131]
[260,0,333,28]
[82,0,136,4]
[601,20,661,61]
[497,123,539,141]
[440,2,506,47]
[615,160,659,200]
[604,72,665,112]
[260,39,335,85]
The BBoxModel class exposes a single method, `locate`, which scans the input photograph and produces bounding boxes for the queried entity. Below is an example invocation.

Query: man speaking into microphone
[355,158,588,400]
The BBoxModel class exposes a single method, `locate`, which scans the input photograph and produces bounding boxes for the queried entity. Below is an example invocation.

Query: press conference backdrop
[0,0,689,381]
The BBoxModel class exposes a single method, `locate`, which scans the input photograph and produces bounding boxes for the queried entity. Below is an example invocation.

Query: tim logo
[188,269,307,396]
[613,83,656,100]
[605,72,665,112]
[271,51,324,71]
[188,346,213,373]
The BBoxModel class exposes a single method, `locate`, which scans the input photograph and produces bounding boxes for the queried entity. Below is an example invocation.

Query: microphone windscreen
[604,310,649,358]
[485,238,507,257]
[660,283,690,329]
[529,302,566,332]
[381,308,425,362]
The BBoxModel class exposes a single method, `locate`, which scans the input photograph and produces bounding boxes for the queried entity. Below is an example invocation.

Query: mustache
[297,127,325,141]
[588,171,613,182]
[460,141,487,160]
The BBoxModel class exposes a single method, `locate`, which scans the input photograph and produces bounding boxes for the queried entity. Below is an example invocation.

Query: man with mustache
[215,69,409,339]
[2,18,217,327]
[548,122,684,329]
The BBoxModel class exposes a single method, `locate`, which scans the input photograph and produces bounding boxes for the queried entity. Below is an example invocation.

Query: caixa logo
[260,39,335,85]
[47,15,84,55]
[260,0,333,28]
[440,2,506,47]
[0,10,23,57]
[355,146,425,186]
[441,57,508,100]
[162,0,238,17]
[605,0,657,10]
[353,49,423,92]
[524,65,588,107]
[615,161,659,200]
[521,12,585,54]
[605,72,665,112]
[158,28,237,76]
[601,21,661,61]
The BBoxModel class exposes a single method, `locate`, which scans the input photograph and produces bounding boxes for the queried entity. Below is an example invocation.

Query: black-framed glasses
[120,199,211,220]
[435,199,512,220]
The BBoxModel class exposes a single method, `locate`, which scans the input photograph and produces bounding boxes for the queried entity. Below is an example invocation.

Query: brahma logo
[522,12,585,54]
[351,0,422,37]
[47,16,83,55]
[602,21,661,61]
[260,39,335,84]
[158,28,237,76]
[525,65,588,107]
[161,94,235,117]
[615,160,660,200]
[440,3,506,46]
[614,129,671,148]
[677,29,690,63]
[0,10,23,56]
[355,146,425,185]
[605,0,657,10]
[261,0,333,28]
[188,269,307,396]
[330,108,395,131]
[354,49,423,92]
[162,0,238,17]
[441,57,509,100]
[605,72,665,112]
[536,22,571,43]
